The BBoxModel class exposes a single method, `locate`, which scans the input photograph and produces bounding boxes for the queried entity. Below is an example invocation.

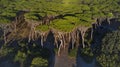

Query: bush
[31,57,48,67]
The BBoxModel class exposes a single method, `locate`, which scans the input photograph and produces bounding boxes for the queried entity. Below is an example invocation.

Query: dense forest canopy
[0,0,120,31]
[0,0,120,67]
[97,29,120,67]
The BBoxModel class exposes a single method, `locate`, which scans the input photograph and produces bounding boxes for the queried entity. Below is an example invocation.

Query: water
[76,56,96,67]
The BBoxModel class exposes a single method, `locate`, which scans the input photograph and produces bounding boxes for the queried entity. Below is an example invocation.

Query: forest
[0,0,120,67]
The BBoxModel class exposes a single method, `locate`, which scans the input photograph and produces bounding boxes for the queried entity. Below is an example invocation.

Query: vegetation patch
[1,0,120,32]
[31,57,48,67]
[68,48,77,58]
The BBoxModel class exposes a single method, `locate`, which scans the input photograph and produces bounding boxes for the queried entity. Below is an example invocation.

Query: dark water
[0,60,19,67]
[76,56,95,67]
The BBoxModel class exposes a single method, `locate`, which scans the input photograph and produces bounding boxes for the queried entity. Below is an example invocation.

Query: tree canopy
[97,29,120,67]
[0,0,120,31]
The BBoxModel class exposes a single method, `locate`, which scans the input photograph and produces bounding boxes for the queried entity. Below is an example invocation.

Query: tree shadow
[43,31,55,67]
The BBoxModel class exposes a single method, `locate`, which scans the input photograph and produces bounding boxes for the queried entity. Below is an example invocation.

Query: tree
[14,51,27,67]
[97,29,120,67]
[31,57,48,67]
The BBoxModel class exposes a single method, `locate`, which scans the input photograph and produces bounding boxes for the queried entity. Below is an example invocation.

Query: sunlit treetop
[0,0,120,31]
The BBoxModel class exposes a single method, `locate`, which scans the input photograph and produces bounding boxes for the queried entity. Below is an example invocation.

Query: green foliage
[0,45,14,57]
[68,48,77,58]
[36,25,50,32]
[81,47,93,56]
[0,0,120,31]
[0,41,50,66]
[80,47,94,63]
[25,13,39,20]
[31,57,48,67]
[0,17,11,23]
[54,48,59,54]
[50,18,75,32]
[97,29,120,67]
[14,51,27,63]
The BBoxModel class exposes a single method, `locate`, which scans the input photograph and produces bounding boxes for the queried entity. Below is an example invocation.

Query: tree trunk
[78,26,88,48]
[107,18,111,25]
[58,40,63,56]
[41,35,44,46]
[54,36,58,48]
[3,30,6,44]
[28,29,31,42]
[81,32,85,48]
[20,62,24,67]
[91,27,93,40]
